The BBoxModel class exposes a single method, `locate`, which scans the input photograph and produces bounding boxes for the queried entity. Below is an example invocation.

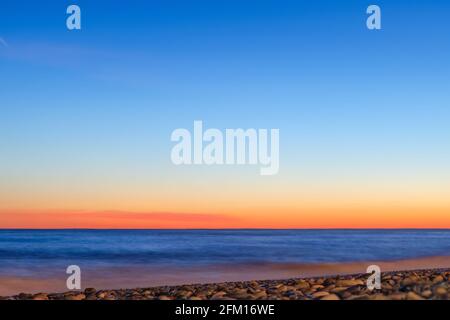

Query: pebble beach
[2,268,449,301]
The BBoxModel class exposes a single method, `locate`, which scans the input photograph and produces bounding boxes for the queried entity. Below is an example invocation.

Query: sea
[1,229,449,295]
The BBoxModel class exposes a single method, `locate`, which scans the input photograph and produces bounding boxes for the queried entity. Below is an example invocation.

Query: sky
[0,0,450,228]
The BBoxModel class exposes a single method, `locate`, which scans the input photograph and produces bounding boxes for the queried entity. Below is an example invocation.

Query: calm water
[1,229,450,277]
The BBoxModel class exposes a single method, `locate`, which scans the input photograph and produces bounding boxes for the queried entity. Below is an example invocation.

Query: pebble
[421,290,433,298]
[84,288,96,295]
[336,279,364,287]
[65,293,86,300]
[32,293,48,300]
[311,291,330,298]
[435,286,447,296]
[406,292,425,300]
[320,294,340,300]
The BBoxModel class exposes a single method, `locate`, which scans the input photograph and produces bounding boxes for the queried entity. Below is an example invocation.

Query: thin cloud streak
[0,37,8,48]
[0,210,240,229]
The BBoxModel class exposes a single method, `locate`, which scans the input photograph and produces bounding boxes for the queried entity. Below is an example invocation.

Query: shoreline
[1,255,450,296]
[1,255,449,300]
[1,267,449,300]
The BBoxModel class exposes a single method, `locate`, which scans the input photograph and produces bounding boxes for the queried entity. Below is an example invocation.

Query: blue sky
[1,1,450,222]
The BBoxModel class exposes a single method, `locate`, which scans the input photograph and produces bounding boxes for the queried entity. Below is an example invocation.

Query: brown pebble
[406,292,425,300]
[369,294,390,300]
[32,293,48,300]
[336,279,364,287]
[389,293,406,300]
[346,294,370,300]
[320,294,340,300]
[188,296,203,300]
[330,286,349,293]
[421,290,433,298]
[65,294,86,300]
[296,281,310,289]
[311,284,325,290]
[432,276,444,284]
[401,278,415,286]
[435,286,447,296]
[211,291,227,299]
[311,291,330,299]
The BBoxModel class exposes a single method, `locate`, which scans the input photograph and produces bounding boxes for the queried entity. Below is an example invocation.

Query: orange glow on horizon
[1,207,450,229]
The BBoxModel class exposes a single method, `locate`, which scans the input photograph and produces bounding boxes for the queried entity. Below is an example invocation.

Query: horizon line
[2,227,450,231]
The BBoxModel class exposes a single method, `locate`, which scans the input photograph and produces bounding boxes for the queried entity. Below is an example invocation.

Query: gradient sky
[1,0,450,228]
